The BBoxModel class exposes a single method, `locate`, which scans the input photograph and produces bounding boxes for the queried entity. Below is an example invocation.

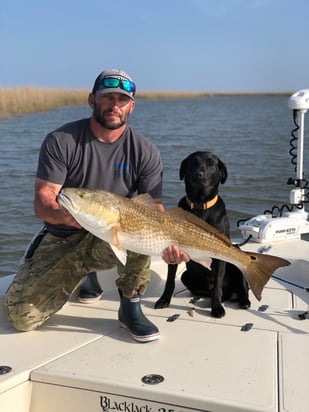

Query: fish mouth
[58,192,77,211]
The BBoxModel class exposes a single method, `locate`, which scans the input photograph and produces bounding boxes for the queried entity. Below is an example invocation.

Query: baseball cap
[92,69,136,100]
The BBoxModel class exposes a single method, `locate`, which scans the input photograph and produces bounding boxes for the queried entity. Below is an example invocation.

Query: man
[5,69,188,343]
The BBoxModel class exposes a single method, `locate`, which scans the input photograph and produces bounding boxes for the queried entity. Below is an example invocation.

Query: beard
[93,102,128,130]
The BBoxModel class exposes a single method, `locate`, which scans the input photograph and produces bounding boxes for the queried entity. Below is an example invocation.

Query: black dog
[155,151,250,317]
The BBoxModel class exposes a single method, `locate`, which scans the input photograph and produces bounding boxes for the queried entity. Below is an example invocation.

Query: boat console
[240,90,309,242]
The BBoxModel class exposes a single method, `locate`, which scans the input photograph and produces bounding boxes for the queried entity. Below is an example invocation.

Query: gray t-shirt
[36,118,163,236]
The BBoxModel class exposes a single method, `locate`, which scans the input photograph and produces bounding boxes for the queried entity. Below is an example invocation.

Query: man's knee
[5,300,47,332]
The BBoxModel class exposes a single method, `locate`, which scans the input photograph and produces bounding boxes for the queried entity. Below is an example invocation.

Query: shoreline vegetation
[0,87,291,118]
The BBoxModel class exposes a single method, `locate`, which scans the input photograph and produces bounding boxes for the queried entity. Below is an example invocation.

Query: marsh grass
[0,87,89,117]
[0,87,290,117]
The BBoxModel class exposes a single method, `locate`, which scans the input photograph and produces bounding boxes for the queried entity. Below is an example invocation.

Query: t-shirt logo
[114,162,131,176]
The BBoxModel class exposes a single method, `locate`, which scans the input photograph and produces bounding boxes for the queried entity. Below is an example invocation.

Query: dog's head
[179,151,228,199]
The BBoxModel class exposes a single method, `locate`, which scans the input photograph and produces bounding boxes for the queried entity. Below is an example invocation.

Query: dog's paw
[211,305,226,318]
[238,297,251,310]
[154,298,171,309]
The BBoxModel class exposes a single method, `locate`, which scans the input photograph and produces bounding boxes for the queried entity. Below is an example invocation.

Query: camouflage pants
[5,228,151,332]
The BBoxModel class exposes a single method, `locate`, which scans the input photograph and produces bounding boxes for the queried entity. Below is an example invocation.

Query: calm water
[1,96,308,276]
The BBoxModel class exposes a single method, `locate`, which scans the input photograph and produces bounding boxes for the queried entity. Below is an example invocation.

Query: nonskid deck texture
[0,238,309,412]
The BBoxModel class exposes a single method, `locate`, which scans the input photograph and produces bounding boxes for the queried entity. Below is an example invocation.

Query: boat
[1,90,309,412]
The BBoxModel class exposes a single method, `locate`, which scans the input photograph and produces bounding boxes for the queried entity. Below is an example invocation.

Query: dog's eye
[206,160,215,167]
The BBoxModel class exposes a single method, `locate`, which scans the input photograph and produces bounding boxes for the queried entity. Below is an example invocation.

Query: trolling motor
[240,89,309,242]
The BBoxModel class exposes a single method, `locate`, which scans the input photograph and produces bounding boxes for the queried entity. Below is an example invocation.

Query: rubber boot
[118,290,160,343]
[78,272,103,303]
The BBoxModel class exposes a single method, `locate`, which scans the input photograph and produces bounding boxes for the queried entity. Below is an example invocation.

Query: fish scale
[119,202,246,267]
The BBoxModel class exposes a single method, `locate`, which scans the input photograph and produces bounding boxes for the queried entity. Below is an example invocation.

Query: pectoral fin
[110,227,127,265]
[113,227,121,250]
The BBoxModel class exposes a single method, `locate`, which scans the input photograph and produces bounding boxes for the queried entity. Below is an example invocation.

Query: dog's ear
[179,158,188,180]
[218,159,228,183]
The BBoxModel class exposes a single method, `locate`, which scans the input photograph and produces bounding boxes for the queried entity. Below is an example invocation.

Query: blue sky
[1,0,309,92]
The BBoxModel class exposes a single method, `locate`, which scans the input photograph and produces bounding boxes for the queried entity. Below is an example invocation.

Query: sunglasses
[102,77,136,94]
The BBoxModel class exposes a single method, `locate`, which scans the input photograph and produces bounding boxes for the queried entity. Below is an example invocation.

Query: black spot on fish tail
[243,252,290,300]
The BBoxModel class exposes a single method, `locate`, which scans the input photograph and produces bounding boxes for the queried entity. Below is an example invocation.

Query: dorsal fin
[131,194,160,211]
[166,207,232,246]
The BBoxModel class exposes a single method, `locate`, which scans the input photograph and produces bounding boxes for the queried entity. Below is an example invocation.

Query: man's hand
[34,178,81,227]
[58,205,82,228]
[162,245,190,265]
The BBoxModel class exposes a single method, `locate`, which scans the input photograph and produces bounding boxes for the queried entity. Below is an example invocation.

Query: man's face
[92,93,134,130]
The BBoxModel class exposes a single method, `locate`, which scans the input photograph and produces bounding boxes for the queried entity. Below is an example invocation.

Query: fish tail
[243,252,290,301]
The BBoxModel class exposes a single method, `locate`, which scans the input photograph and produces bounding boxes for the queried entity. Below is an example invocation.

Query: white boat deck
[1,238,309,412]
